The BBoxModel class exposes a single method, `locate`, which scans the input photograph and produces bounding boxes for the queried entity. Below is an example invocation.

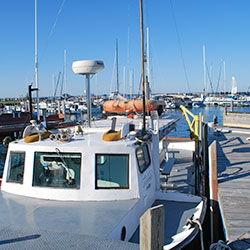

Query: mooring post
[209,141,219,244]
[231,99,234,112]
[140,205,165,250]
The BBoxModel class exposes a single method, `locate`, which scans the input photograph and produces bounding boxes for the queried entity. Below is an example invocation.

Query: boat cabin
[1,117,164,201]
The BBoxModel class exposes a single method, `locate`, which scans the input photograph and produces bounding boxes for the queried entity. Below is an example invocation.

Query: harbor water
[167,105,250,138]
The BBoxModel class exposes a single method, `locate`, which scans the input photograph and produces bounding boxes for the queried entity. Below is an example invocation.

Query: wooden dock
[211,127,250,245]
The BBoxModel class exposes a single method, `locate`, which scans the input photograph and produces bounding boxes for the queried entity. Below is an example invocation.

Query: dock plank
[211,130,250,242]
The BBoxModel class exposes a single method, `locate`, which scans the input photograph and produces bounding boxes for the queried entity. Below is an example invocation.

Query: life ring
[103,130,121,141]
[2,136,12,148]
[24,132,52,143]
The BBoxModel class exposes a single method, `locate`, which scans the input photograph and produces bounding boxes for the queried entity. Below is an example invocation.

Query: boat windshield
[7,151,25,184]
[95,154,129,189]
[33,152,81,189]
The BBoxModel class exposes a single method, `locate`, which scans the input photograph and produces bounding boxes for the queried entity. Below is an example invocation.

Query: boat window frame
[7,151,26,184]
[136,144,151,173]
[95,153,129,189]
[32,151,82,189]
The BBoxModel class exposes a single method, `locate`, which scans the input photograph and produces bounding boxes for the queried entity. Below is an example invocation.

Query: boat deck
[0,192,138,239]
[161,139,195,195]
[0,224,139,250]
[211,127,250,243]
[129,199,200,246]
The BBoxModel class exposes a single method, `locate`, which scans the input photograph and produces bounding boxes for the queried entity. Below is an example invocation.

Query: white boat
[165,101,176,109]
[1,110,206,249]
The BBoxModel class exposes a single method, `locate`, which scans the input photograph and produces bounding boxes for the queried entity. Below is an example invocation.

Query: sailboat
[231,76,238,96]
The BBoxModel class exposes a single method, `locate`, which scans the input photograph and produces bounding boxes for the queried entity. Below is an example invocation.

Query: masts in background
[35,0,40,120]
[139,0,146,133]
[123,66,126,95]
[64,49,67,95]
[203,44,206,95]
[116,39,119,94]
[129,69,134,97]
[223,60,226,93]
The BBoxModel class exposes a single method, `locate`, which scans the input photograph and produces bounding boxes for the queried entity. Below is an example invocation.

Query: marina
[1,102,250,249]
[1,0,250,249]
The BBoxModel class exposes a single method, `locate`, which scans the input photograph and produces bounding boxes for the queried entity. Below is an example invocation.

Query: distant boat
[165,101,176,109]
[231,76,238,96]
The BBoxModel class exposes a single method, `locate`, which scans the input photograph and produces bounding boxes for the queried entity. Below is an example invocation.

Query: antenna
[72,60,104,127]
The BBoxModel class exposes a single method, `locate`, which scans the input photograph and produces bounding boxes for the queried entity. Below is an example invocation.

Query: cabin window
[96,154,129,189]
[7,151,25,184]
[136,144,151,173]
[33,152,81,189]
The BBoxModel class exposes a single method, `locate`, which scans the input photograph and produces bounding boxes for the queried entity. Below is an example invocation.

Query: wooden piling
[209,141,220,243]
[140,205,164,250]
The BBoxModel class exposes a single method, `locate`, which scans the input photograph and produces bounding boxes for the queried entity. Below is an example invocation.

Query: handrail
[180,105,200,142]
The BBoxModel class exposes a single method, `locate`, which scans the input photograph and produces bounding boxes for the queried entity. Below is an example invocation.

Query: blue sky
[1,0,250,98]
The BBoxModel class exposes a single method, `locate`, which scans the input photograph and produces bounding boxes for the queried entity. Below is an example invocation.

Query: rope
[209,240,232,250]
[186,218,204,250]
[135,137,145,144]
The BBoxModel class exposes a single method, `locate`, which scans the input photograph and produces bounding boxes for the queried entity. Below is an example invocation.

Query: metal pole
[139,0,146,133]
[35,0,40,121]
[86,74,92,127]
[28,85,33,120]
[116,39,119,94]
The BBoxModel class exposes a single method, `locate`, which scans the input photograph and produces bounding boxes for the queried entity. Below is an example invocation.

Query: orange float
[103,99,164,115]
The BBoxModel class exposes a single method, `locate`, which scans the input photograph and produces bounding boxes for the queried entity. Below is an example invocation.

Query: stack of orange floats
[103,99,164,115]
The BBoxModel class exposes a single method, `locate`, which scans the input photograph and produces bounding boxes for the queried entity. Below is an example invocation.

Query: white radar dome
[72,60,104,75]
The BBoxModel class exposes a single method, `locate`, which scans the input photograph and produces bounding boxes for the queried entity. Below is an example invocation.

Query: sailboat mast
[64,49,67,95]
[223,60,226,94]
[139,0,146,132]
[116,39,119,94]
[35,0,40,120]
[203,44,206,96]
